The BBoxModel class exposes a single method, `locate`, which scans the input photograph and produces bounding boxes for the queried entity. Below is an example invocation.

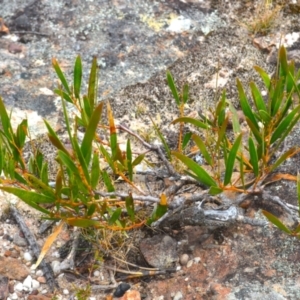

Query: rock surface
[1,0,300,299]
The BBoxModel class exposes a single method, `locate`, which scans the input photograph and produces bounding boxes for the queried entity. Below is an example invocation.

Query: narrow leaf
[248,137,259,177]
[0,187,51,214]
[166,71,180,105]
[237,79,259,130]
[182,83,189,104]
[74,56,82,99]
[35,221,64,268]
[192,134,213,166]
[125,192,135,222]
[262,210,291,234]
[126,140,133,181]
[172,151,217,187]
[254,66,271,90]
[270,105,300,144]
[52,58,71,94]
[91,152,100,189]
[172,117,209,130]
[88,56,98,110]
[224,133,242,186]
[269,147,299,172]
[44,120,69,155]
[81,102,103,163]
[109,208,122,225]
[250,81,267,113]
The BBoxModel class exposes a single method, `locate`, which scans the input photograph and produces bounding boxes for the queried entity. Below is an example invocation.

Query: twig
[94,191,161,204]
[60,228,81,271]
[10,206,59,291]
[118,124,178,176]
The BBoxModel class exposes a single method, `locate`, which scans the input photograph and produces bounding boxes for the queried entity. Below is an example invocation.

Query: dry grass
[242,1,282,35]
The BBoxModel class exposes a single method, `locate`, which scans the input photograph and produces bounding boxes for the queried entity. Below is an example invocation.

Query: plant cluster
[0,46,299,261]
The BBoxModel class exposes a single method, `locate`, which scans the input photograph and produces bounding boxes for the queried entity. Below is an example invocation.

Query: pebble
[32,279,40,290]
[186,260,193,268]
[23,252,33,261]
[10,293,18,300]
[173,291,183,300]
[13,233,27,247]
[179,254,189,266]
[37,276,46,284]
[23,275,33,291]
[63,289,69,295]
[93,270,100,277]
[36,270,43,277]
[14,282,23,292]
[194,257,201,264]
[51,260,61,275]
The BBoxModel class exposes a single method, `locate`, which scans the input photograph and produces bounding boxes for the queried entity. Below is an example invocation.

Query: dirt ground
[1,0,300,299]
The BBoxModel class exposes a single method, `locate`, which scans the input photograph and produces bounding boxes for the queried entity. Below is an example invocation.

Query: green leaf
[72,137,90,184]
[209,186,223,195]
[52,58,71,94]
[109,208,122,225]
[182,132,192,150]
[270,77,284,117]
[83,95,92,120]
[171,117,209,130]
[262,210,291,234]
[57,150,79,176]
[125,193,135,222]
[224,133,242,186]
[254,66,271,90]
[74,56,82,99]
[54,89,73,104]
[0,187,51,214]
[182,83,189,104]
[101,170,115,192]
[147,194,168,224]
[269,147,298,172]
[279,46,288,77]
[237,79,259,130]
[24,173,55,198]
[91,152,100,189]
[41,162,49,185]
[67,218,102,228]
[172,151,217,187]
[166,71,180,105]
[132,153,145,167]
[216,91,227,127]
[88,56,98,110]
[0,97,13,139]
[126,140,133,181]
[15,119,28,149]
[248,137,259,177]
[87,203,96,217]
[270,105,300,144]
[192,134,213,166]
[81,102,103,163]
[227,101,241,135]
[250,81,267,113]
[258,110,271,123]
[44,120,69,155]
[245,117,262,145]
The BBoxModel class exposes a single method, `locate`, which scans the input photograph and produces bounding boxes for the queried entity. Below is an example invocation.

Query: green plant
[0,56,167,251]
[0,45,299,264]
[170,46,300,195]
